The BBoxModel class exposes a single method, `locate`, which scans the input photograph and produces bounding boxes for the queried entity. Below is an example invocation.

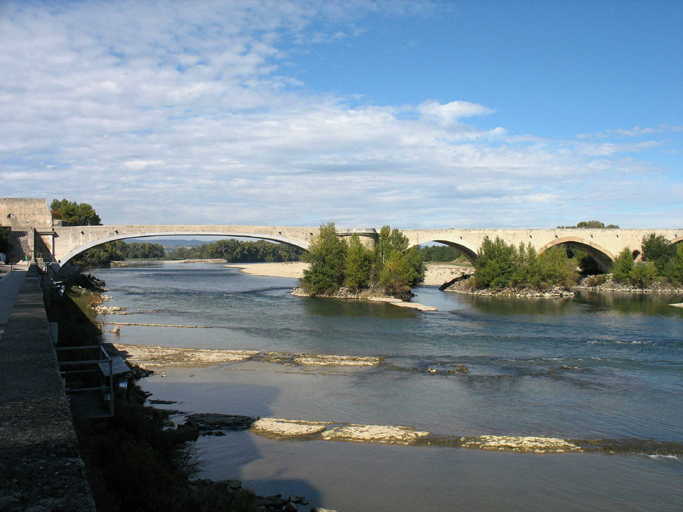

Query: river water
[94,262,683,511]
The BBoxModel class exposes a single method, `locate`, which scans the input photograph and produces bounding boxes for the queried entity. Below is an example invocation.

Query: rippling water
[94,263,683,511]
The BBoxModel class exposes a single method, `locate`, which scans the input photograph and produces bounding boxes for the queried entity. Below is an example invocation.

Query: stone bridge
[2,198,681,272]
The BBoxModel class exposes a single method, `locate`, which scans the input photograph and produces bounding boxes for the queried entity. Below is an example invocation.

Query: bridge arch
[670,236,683,246]
[538,237,615,273]
[58,231,309,267]
[410,239,479,267]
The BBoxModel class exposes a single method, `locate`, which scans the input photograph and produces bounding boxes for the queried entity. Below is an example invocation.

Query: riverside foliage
[473,237,579,290]
[613,234,683,287]
[167,238,303,262]
[301,223,425,297]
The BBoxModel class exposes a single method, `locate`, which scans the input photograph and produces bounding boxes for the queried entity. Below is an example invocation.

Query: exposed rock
[294,354,382,367]
[112,343,260,367]
[321,424,430,445]
[251,418,330,437]
[182,413,256,434]
[461,435,582,453]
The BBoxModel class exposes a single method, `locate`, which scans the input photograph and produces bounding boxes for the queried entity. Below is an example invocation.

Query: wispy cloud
[0,0,680,229]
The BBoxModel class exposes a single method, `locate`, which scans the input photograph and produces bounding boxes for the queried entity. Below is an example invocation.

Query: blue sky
[0,0,681,228]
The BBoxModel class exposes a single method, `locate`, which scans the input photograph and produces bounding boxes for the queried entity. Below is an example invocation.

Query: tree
[301,223,347,295]
[378,250,419,297]
[557,221,619,229]
[50,199,102,226]
[629,262,657,288]
[612,247,634,283]
[670,244,683,284]
[0,227,11,256]
[641,233,676,275]
[475,237,517,289]
[535,246,578,289]
[344,234,373,292]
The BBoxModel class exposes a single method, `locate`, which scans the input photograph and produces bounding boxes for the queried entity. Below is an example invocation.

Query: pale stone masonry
[2,198,681,272]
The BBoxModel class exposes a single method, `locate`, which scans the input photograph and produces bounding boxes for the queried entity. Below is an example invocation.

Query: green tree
[374,225,393,268]
[557,221,619,229]
[50,199,102,226]
[0,227,11,256]
[475,237,517,289]
[344,234,373,292]
[670,244,683,283]
[419,245,461,262]
[535,246,578,288]
[301,223,347,295]
[76,240,126,269]
[629,262,657,288]
[641,233,676,275]
[612,247,634,283]
[378,250,419,297]
[511,242,538,287]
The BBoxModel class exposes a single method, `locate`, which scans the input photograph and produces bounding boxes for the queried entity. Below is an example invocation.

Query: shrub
[475,237,517,289]
[641,233,676,274]
[629,262,658,288]
[612,247,634,283]
[301,223,347,295]
[586,274,608,287]
[344,234,373,292]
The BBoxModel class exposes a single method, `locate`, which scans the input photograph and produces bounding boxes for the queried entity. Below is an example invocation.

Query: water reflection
[298,295,415,319]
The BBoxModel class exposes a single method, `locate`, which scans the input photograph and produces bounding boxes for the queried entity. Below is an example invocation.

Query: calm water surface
[95,263,683,511]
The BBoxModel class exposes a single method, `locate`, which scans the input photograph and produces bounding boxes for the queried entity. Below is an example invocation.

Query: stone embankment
[443,274,683,299]
[573,278,683,295]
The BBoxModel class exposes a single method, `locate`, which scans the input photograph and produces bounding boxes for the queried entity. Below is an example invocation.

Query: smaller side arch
[537,237,615,273]
[409,239,479,267]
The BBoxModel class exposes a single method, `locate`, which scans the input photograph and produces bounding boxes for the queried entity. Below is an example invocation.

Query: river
[93,262,683,511]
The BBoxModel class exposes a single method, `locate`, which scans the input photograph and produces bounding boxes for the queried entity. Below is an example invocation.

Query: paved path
[0,265,28,342]
[0,266,95,511]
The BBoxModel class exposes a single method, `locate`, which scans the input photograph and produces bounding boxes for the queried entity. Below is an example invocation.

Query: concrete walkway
[0,266,95,511]
[0,264,28,342]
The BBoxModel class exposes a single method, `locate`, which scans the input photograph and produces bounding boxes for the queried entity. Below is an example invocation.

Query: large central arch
[537,236,615,272]
[58,230,309,267]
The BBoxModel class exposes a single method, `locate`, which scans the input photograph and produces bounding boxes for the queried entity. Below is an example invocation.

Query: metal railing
[57,345,115,417]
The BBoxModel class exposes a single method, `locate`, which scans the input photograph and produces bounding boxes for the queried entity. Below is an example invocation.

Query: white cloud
[0,0,679,229]
[417,100,494,125]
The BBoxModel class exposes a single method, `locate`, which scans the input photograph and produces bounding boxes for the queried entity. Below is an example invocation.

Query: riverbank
[56,277,336,512]
[112,258,225,266]
[291,286,437,311]
[443,273,683,299]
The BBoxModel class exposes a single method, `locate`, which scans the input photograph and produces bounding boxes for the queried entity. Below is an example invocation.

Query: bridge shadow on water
[119,362,325,511]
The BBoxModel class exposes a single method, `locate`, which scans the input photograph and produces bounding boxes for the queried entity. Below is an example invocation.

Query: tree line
[166,239,303,262]
[472,233,683,290]
[612,234,683,287]
[473,238,579,290]
[301,223,425,297]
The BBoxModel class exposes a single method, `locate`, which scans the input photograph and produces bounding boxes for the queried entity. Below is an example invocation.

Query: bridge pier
[337,228,377,250]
